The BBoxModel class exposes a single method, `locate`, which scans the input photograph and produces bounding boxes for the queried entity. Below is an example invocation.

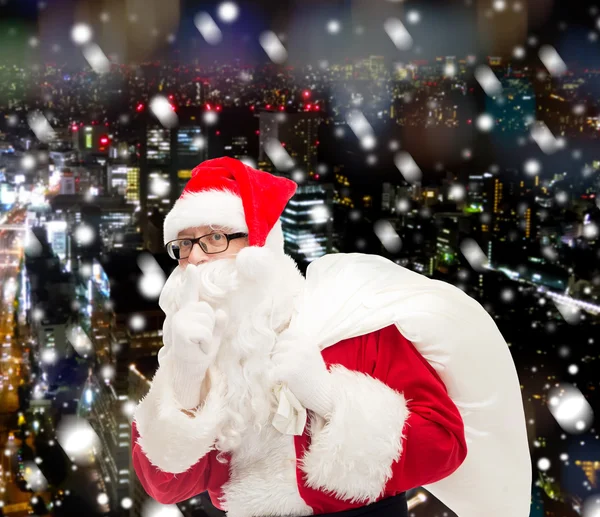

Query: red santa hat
[163,157,297,254]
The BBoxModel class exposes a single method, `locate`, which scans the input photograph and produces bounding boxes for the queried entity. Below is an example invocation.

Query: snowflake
[475,65,503,96]
[71,23,93,45]
[384,18,413,50]
[82,43,111,74]
[374,220,402,253]
[394,151,422,185]
[259,31,287,64]
[194,12,222,45]
[539,45,567,76]
[217,2,239,23]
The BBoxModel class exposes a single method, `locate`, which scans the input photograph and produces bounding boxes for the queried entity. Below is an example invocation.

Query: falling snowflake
[475,65,503,96]
[524,159,541,176]
[396,199,410,213]
[150,177,170,197]
[264,138,294,170]
[568,364,579,375]
[138,262,166,300]
[583,223,598,240]
[56,416,101,466]
[21,155,36,170]
[539,45,567,76]
[259,31,287,64]
[121,498,133,509]
[240,156,256,168]
[71,23,93,45]
[444,63,456,77]
[27,111,55,143]
[547,384,594,434]
[142,500,184,517]
[531,121,560,154]
[361,135,377,150]
[374,221,402,253]
[555,191,568,205]
[394,151,422,185]
[406,10,421,24]
[150,95,178,128]
[75,224,95,245]
[41,348,57,364]
[384,18,413,50]
[122,400,136,419]
[217,2,239,23]
[203,111,218,125]
[82,43,111,74]
[129,314,146,331]
[22,461,48,491]
[537,458,551,471]
[460,238,489,271]
[327,20,341,34]
[476,113,494,132]
[448,184,466,201]
[310,205,330,224]
[101,365,115,381]
[194,12,222,45]
[513,46,526,59]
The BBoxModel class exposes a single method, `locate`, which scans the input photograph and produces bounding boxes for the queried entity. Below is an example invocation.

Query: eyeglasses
[166,232,248,260]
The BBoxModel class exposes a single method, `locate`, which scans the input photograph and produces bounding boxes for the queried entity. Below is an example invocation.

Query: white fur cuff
[133,356,227,474]
[300,366,409,504]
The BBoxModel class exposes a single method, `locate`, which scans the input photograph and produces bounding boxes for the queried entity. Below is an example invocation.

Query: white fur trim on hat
[163,189,247,244]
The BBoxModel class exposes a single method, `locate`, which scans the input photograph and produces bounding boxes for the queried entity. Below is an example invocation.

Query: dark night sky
[0,0,599,66]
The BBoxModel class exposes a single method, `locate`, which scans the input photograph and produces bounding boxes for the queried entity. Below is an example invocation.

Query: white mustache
[159,258,241,313]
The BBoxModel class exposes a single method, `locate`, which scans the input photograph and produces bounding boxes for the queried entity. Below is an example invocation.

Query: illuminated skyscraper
[258,111,322,175]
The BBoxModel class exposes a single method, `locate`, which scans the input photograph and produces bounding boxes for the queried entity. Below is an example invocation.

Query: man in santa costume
[132,157,532,517]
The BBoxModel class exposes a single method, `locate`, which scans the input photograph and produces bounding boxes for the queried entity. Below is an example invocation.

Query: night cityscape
[0,0,600,516]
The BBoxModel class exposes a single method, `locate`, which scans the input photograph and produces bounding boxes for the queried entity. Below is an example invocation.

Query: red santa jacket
[132,324,467,516]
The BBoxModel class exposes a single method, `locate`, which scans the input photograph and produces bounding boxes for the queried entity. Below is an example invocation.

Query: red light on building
[136,103,144,112]
[206,103,212,110]
[168,94,174,100]
[216,130,221,135]
[266,104,271,110]
[250,105,255,111]
[315,174,320,180]
[255,130,260,135]
[216,105,222,111]
[71,125,78,131]
[467,119,472,124]
[306,104,312,110]
[303,90,311,98]
[279,105,285,111]
[281,142,286,147]
[314,105,320,111]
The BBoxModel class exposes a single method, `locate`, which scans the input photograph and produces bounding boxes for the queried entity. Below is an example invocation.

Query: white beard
[159,250,305,453]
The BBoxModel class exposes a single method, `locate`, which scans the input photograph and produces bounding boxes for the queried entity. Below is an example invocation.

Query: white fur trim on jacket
[163,189,247,244]
[299,366,409,504]
[133,354,228,474]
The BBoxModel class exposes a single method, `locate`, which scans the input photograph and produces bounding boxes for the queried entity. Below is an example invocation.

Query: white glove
[171,301,227,366]
[167,265,228,409]
[272,339,334,418]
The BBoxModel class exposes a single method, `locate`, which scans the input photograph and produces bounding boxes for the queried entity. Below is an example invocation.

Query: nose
[187,242,210,266]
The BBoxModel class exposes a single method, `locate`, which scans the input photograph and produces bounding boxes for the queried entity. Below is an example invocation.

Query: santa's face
[168,225,249,268]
